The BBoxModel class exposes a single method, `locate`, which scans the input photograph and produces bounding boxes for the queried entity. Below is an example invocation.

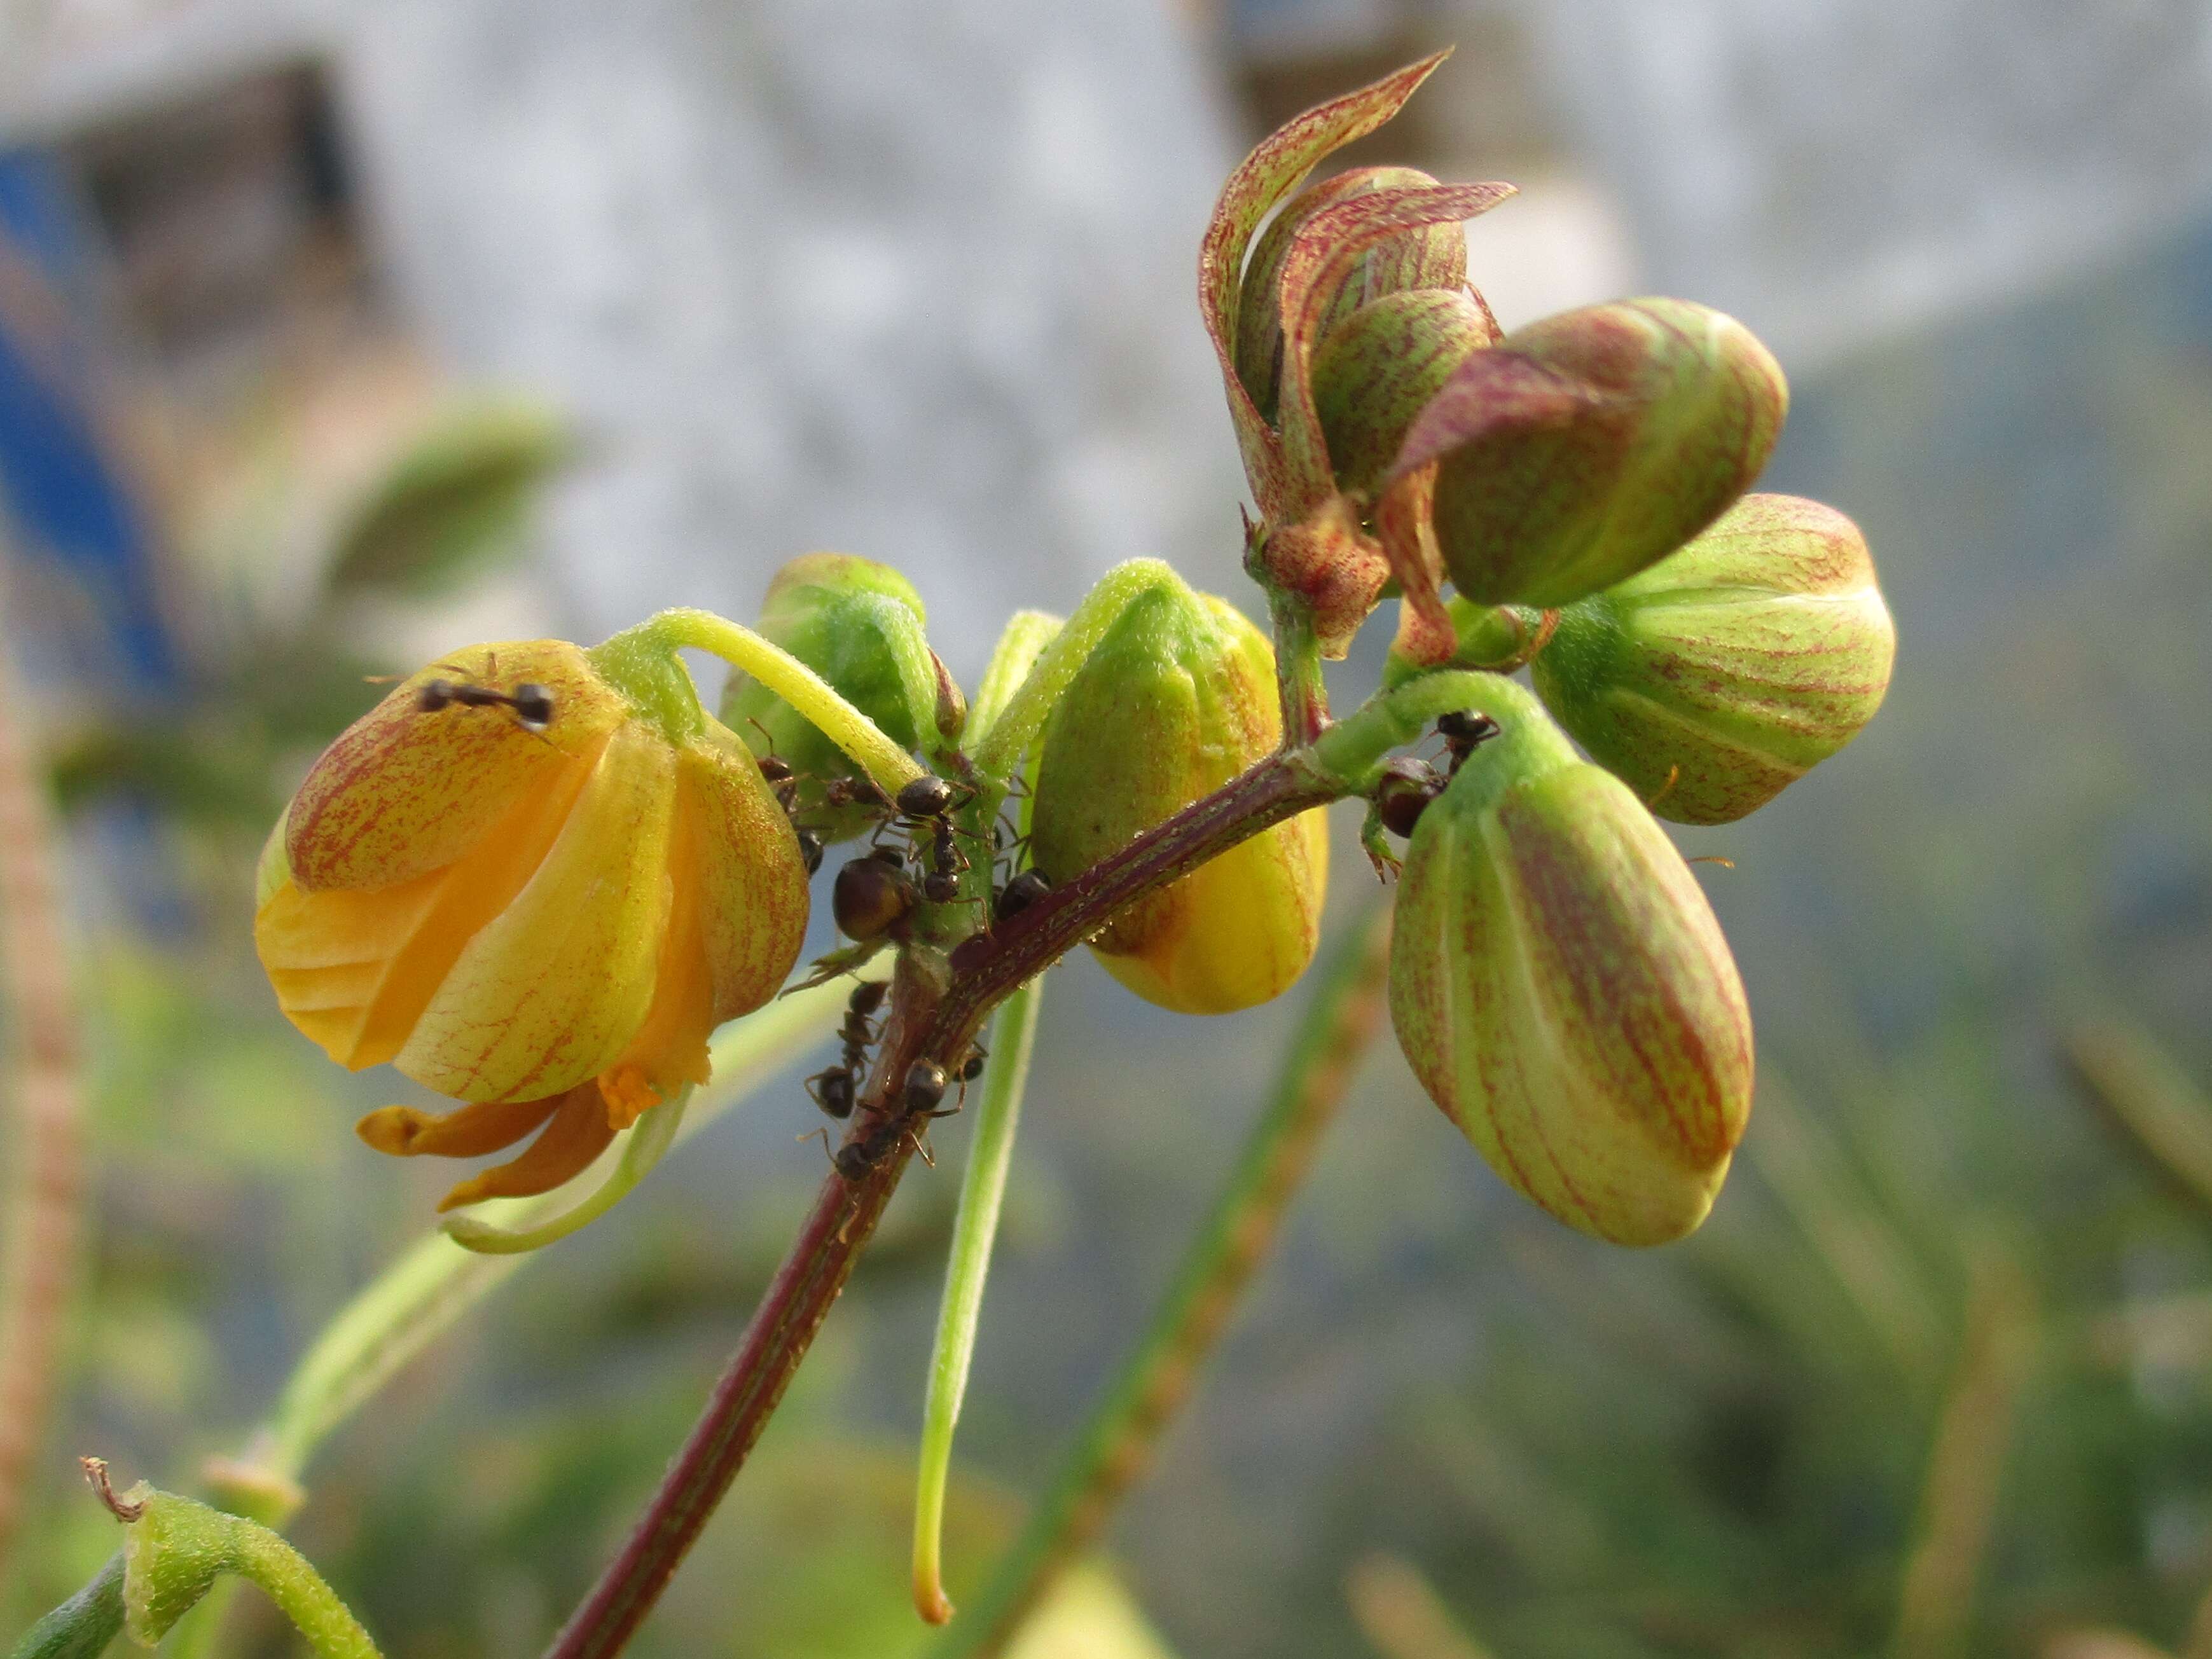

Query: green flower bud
[1032,576,1327,1015]
[1313,287,1495,498]
[1532,494,1895,824]
[1234,165,1467,425]
[1394,298,1787,607]
[721,553,937,841]
[1389,698,1753,1245]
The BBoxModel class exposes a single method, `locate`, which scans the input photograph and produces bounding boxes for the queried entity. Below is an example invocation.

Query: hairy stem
[0,607,84,1574]
[966,611,1064,752]
[633,608,923,792]
[1268,592,1331,745]
[929,904,1394,1658]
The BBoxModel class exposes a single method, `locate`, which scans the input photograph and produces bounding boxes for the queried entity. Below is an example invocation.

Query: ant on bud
[417,669,556,733]
[826,774,983,904]
[1436,710,1501,773]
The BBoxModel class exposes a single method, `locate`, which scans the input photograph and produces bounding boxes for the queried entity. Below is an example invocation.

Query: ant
[416,666,556,733]
[826,774,985,903]
[1436,710,1501,773]
[804,980,887,1120]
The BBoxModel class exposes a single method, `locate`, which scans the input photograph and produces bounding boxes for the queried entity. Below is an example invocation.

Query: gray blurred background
[5,3,2212,1656]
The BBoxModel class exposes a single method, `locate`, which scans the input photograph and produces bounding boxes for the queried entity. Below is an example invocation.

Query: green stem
[929,904,1395,1659]
[91,1471,379,1658]
[972,561,1180,779]
[966,611,1065,752]
[6,1552,121,1659]
[630,608,923,792]
[913,974,1046,1624]
[1310,670,1545,789]
[1268,592,1331,744]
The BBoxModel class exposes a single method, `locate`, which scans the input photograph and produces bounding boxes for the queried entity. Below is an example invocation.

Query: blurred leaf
[323,402,574,598]
[2064,1014,2212,1214]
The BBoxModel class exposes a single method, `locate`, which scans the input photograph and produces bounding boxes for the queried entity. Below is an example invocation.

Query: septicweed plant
[8,51,1897,1658]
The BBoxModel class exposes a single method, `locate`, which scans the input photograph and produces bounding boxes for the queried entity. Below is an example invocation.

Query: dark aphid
[957,1046,986,1082]
[795,830,825,876]
[903,1059,950,1115]
[833,853,916,942]
[1437,710,1501,773]
[1374,757,1447,839]
[825,776,894,814]
[993,868,1050,924]
[805,1065,856,1120]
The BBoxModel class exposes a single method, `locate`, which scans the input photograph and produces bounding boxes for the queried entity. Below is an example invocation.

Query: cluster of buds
[249,52,1895,1258]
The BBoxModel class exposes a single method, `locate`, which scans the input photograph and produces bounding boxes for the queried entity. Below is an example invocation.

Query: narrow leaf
[913,974,1046,1623]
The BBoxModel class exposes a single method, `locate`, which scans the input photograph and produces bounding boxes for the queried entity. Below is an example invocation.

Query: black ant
[416,667,556,733]
[1436,710,1500,773]
[805,980,887,1120]
[826,774,984,903]
[834,1115,918,1181]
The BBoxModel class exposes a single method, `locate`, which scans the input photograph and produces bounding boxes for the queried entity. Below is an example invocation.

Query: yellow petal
[355,1093,566,1159]
[286,640,626,893]
[256,754,595,1071]
[395,720,676,1103]
[1096,806,1328,1014]
[681,729,812,1023]
[435,1083,617,1211]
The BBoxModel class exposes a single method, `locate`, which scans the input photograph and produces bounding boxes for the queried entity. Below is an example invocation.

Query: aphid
[794,829,825,877]
[831,850,917,942]
[416,672,556,733]
[993,868,1051,925]
[1374,757,1447,838]
[956,1046,986,1082]
[1436,710,1501,773]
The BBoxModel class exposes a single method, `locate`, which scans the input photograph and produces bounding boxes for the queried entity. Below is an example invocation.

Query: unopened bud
[1394,298,1787,607]
[1388,696,1753,1245]
[1313,288,1496,499]
[1235,166,1467,425]
[1533,494,1895,824]
[1032,575,1327,1014]
[722,553,936,841]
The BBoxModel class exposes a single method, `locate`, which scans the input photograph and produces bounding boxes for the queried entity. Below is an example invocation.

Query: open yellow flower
[254,638,810,1209]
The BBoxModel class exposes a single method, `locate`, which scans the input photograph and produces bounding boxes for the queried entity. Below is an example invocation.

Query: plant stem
[928,904,1394,1659]
[1268,592,1331,745]
[913,975,1045,1623]
[966,612,1064,752]
[0,603,84,1576]
[633,609,923,792]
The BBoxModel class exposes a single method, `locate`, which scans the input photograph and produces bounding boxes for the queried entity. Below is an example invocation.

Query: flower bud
[1312,287,1495,499]
[1393,298,1787,607]
[1030,577,1327,1014]
[721,553,937,841]
[1532,494,1895,824]
[256,638,810,1208]
[1234,165,1467,425]
[1388,698,1752,1244]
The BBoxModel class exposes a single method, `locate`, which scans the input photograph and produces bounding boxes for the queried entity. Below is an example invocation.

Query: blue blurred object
[0,146,179,691]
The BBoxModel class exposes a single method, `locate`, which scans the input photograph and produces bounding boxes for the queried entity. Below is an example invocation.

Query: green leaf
[324,401,574,598]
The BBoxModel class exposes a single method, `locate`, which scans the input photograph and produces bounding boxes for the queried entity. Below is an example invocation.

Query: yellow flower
[1031,580,1327,1015]
[254,639,810,1209]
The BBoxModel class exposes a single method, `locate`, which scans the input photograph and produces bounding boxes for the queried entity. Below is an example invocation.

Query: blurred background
[3,1,2212,1655]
